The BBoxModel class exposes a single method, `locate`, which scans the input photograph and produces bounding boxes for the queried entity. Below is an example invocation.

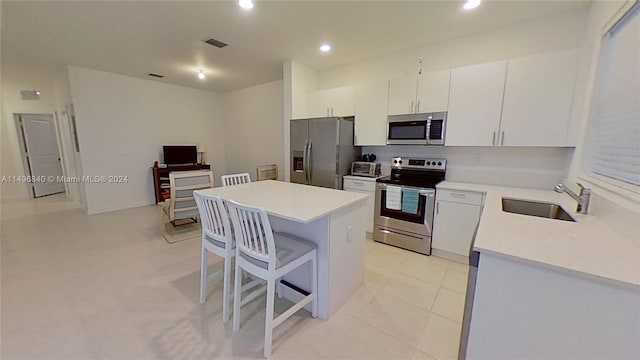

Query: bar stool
[226,199,318,358]
[221,173,251,187]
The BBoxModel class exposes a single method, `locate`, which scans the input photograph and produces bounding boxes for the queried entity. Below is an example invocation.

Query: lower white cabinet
[432,189,483,261]
[343,176,377,235]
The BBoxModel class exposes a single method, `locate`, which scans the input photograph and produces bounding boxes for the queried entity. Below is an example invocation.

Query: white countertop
[437,181,640,288]
[343,175,384,182]
[199,180,368,224]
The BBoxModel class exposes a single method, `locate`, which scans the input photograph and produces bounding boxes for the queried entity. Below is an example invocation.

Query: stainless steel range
[373,157,446,255]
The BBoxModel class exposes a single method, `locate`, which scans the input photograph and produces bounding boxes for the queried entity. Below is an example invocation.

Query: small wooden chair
[163,170,214,226]
[257,164,278,181]
[221,173,251,187]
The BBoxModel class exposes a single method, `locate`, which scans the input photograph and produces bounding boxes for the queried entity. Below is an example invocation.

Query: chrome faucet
[554,183,591,214]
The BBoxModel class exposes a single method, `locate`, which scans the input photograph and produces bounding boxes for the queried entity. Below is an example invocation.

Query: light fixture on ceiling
[238,0,254,10]
[463,0,481,10]
[320,44,331,52]
[35,91,41,95]
[197,70,206,80]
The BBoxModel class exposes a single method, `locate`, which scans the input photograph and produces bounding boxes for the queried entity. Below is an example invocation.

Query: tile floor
[1,194,469,359]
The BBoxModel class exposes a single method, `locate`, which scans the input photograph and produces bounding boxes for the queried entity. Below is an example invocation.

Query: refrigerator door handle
[307,140,313,184]
[303,139,309,184]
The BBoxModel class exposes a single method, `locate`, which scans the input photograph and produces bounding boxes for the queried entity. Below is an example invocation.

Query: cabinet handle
[501,131,505,146]
[354,182,364,186]
[326,107,330,117]
[411,101,414,113]
[331,106,334,117]
[450,193,467,197]
[492,131,496,145]
[436,201,439,214]
[416,100,420,113]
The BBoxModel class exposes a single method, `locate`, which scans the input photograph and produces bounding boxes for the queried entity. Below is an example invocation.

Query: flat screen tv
[163,145,198,166]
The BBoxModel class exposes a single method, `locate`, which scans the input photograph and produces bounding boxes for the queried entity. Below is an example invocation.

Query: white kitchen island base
[199,180,368,320]
[271,199,366,319]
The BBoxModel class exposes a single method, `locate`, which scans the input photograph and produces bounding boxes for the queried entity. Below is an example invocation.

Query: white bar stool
[221,173,251,187]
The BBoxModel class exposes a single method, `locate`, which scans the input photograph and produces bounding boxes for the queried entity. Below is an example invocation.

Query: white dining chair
[193,191,235,323]
[163,170,214,226]
[221,173,251,187]
[226,199,318,358]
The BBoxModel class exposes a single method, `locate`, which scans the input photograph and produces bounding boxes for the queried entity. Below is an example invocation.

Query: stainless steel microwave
[386,112,447,145]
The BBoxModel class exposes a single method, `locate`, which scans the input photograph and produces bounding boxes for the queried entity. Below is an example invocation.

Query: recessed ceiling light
[320,44,331,52]
[197,70,206,80]
[238,0,254,10]
[463,0,481,10]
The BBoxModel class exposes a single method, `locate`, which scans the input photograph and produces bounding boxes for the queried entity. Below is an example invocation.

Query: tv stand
[151,164,211,204]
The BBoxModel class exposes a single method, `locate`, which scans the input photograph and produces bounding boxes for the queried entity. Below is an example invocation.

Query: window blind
[590,3,640,187]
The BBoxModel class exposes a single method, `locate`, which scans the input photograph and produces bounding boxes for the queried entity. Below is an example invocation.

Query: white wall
[366,146,573,190]
[68,66,227,214]
[1,73,58,200]
[317,9,588,89]
[221,80,284,180]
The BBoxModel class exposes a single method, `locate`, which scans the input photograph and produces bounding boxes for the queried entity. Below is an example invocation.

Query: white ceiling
[1,0,589,93]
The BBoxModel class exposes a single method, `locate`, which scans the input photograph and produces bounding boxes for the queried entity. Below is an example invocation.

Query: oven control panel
[391,157,446,170]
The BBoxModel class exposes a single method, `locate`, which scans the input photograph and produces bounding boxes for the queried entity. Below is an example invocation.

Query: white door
[388,76,418,115]
[20,114,65,197]
[446,60,507,146]
[416,69,451,113]
[499,49,578,146]
[354,80,389,145]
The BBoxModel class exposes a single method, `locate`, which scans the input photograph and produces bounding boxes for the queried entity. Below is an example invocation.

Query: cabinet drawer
[437,189,483,205]
[343,178,376,192]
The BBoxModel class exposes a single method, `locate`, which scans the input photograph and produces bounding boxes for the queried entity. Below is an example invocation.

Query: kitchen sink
[501,198,576,222]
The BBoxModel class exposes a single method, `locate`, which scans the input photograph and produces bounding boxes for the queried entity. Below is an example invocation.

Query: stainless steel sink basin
[501,198,575,222]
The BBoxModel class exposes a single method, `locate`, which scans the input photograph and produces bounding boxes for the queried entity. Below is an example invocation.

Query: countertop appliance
[387,112,447,145]
[351,161,381,178]
[373,157,446,255]
[290,117,358,189]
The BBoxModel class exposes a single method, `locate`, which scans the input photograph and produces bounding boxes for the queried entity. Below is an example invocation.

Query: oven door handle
[420,191,435,235]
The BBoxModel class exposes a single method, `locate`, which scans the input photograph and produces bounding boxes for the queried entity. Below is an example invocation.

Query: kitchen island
[437,181,640,359]
[199,180,369,319]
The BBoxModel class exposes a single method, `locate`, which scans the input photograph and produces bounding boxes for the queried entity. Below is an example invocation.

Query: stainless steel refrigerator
[290,116,359,189]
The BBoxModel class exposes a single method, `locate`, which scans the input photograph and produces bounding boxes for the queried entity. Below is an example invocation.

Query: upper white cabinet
[446,60,507,146]
[388,70,450,115]
[307,86,355,118]
[388,76,418,115]
[416,69,451,113]
[354,80,389,146]
[499,49,578,146]
[446,50,578,147]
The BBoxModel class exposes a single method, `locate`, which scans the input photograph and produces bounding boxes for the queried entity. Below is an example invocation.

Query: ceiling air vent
[203,37,228,48]
[148,73,164,78]
[20,90,41,100]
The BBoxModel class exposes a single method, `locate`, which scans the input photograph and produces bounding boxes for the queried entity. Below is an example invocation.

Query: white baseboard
[431,248,469,265]
[87,200,154,215]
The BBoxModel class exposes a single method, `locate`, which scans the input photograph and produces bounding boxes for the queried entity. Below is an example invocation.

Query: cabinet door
[343,187,374,232]
[499,49,578,146]
[329,86,355,117]
[416,69,451,113]
[307,89,331,118]
[354,81,389,145]
[446,60,507,146]
[432,200,481,256]
[388,76,418,115]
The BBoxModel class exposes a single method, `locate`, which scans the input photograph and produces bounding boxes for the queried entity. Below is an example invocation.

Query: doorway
[15,114,66,197]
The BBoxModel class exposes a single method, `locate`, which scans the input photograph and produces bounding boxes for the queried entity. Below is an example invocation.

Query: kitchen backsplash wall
[364,146,573,190]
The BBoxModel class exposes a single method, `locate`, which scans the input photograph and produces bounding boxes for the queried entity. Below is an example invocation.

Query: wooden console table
[151,164,211,204]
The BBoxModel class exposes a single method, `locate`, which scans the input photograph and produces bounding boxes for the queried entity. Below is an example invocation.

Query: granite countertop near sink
[437,181,640,288]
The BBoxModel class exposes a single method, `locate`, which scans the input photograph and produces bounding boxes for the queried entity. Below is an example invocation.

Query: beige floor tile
[365,245,407,273]
[364,263,393,292]
[416,313,462,360]
[441,269,469,294]
[356,292,431,347]
[411,348,439,360]
[379,273,439,311]
[340,284,376,317]
[446,260,470,274]
[398,254,449,286]
[431,288,465,324]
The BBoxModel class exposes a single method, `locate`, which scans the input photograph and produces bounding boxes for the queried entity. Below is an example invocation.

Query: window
[584,1,640,191]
